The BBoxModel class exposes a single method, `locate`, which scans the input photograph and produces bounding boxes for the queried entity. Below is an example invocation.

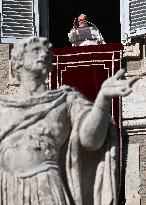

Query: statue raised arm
[0,36,139,205]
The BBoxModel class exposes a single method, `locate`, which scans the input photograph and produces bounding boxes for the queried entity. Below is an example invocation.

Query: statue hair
[11,36,53,81]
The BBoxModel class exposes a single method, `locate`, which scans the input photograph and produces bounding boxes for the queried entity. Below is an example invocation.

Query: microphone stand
[87,21,98,30]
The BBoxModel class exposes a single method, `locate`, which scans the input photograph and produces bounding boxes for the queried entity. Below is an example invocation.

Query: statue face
[23,40,51,77]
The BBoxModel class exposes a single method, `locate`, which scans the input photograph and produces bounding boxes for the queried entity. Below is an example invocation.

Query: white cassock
[68,26,105,46]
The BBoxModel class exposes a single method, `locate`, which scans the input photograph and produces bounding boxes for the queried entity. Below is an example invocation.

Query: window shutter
[129,0,146,35]
[1,0,37,43]
[121,0,146,41]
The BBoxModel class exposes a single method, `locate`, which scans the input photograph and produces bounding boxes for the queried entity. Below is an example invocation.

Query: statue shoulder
[59,84,81,96]
[58,84,84,102]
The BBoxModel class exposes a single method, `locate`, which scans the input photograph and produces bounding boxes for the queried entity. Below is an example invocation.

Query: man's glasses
[78,19,87,22]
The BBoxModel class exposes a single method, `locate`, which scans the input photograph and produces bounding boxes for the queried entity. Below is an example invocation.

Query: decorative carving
[123,43,140,57]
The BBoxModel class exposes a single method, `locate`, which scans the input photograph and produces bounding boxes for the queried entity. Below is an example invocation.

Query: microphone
[73,18,78,28]
[87,21,98,29]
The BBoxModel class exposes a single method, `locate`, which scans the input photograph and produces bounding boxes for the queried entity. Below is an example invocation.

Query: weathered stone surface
[140,142,146,204]
[0,44,9,59]
[126,60,141,71]
[125,143,140,205]
[122,68,146,204]
[0,44,9,94]
[122,76,146,121]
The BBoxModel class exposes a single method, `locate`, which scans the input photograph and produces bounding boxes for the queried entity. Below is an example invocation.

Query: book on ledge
[77,27,93,41]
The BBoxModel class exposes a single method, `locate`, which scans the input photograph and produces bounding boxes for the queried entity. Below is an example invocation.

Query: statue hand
[100,69,140,98]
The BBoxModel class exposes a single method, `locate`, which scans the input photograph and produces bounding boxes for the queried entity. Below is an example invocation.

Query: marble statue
[0,36,139,205]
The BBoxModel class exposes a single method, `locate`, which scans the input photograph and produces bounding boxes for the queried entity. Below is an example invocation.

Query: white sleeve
[96,29,106,44]
[68,28,78,44]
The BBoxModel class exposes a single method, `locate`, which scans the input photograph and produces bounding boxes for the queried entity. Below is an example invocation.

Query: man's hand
[100,69,140,98]
[73,18,78,28]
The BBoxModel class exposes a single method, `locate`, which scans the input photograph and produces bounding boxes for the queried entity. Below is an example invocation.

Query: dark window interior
[49,0,120,48]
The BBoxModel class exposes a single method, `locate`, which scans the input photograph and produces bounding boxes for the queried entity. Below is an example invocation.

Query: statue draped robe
[0,85,118,205]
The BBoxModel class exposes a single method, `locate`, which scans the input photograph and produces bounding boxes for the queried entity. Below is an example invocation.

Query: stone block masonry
[0,44,9,94]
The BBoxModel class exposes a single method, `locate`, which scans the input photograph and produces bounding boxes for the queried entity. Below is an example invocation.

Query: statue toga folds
[0,85,118,205]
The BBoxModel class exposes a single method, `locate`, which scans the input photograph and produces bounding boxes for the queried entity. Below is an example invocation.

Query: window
[0,0,39,43]
[120,0,146,41]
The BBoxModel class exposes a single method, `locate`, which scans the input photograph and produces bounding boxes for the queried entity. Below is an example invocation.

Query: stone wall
[0,44,9,94]
[140,140,146,205]
[122,39,146,205]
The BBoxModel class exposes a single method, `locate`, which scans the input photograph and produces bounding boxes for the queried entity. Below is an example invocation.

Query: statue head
[11,36,53,81]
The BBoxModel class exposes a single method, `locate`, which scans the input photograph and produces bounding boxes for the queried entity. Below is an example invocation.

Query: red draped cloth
[51,43,123,189]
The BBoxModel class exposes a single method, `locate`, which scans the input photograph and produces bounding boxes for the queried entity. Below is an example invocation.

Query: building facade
[0,0,146,204]
[121,0,146,204]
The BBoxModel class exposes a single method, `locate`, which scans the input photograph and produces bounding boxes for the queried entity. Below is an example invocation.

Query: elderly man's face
[78,15,88,27]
